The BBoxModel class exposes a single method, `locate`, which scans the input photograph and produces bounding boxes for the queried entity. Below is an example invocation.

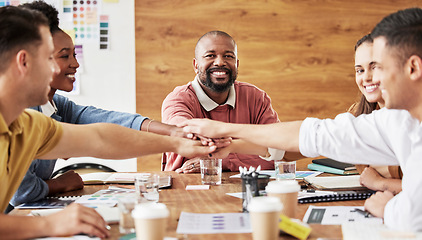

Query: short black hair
[371,8,422,65]
[354,34,373,52]
[0,6,49,73]
[20,0,60,34]
[195,30,237,58]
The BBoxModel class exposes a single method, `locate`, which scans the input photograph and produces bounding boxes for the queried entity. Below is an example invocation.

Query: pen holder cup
[241,174,270,212]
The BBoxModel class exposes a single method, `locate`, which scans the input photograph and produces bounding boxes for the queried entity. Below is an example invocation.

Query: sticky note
[279,214,312,240]
[186,185,210,190]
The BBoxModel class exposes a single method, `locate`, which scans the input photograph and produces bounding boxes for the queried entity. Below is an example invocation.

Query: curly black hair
[20,0,60,34]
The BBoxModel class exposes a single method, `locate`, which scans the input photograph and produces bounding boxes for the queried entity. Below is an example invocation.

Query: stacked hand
[175,136,231,174]
[178,119,227,139]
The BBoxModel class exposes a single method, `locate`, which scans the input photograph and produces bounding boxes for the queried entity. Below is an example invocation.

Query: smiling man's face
[372,36,412,110]
[193,35,238,93]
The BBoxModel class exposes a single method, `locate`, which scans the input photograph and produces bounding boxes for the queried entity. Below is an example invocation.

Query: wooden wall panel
[135,0,420,171]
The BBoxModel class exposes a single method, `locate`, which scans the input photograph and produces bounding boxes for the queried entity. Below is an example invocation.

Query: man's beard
[199,67,237,93]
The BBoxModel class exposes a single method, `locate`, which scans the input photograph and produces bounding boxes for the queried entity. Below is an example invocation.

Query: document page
[303,206,383,225]
[176,212,252,234]
[342,223,422,240]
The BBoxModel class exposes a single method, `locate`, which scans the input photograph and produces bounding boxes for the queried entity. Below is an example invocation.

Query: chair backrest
[51,163,116,178]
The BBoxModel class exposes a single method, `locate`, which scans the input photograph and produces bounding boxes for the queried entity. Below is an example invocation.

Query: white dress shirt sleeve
[298,110,398,165]
[299,108,422,231]
[384,147,422,231]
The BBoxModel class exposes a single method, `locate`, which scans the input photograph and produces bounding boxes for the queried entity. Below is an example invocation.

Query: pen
[301,189,336,195]
[354,208,373,218]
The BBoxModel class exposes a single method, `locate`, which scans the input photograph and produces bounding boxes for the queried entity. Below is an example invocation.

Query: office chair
[51,163,116,178]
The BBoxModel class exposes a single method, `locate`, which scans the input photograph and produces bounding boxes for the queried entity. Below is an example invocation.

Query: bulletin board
[1,0,138,172]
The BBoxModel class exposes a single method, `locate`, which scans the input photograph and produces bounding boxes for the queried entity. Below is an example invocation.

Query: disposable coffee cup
[265,180,300,219]
[248,196,283,240]
[131,203,169,240]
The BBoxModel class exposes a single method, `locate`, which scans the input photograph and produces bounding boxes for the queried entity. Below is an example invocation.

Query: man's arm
[180,119,302,152]
[176,139,269,173]
[181,111,403,165]
[0,203,109,239]
[38,122,216,160]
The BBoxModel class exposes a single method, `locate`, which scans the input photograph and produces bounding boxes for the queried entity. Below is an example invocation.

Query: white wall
[55,0,137,173]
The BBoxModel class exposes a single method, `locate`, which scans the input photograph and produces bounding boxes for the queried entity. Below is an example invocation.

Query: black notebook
[298,190,374,204]
[312,158,356,171]
[15,198,75,209]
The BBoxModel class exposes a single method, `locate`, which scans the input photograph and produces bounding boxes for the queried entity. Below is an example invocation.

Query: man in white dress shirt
[179,8,422,231]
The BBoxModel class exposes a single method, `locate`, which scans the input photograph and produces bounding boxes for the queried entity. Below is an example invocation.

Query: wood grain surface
[13,158,368,239]
[135,0,420,171]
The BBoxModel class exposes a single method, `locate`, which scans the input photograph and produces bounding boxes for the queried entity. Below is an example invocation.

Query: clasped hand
[175,129,231,174]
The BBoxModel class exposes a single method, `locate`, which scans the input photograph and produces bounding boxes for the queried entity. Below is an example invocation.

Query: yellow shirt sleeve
[23,109,63,158]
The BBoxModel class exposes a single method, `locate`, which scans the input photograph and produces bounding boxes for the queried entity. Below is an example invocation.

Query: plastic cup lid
[265,180,300,193]
[131,203,169,219]
[247,196,283,212]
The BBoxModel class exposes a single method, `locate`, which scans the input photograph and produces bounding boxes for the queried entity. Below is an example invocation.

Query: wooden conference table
[13,158,365,239]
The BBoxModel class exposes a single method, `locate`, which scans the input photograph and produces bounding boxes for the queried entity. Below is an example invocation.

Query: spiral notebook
[15,195,80,209]
[298,190,375,204]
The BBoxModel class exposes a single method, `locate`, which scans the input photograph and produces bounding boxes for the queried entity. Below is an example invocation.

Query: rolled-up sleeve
[298,112,398,166]
[299,117,320,158]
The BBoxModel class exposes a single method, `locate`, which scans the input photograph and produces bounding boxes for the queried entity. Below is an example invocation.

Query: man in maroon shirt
[162,31,285,173]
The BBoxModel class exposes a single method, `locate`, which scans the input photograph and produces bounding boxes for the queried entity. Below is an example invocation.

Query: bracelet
[146,119,154,132]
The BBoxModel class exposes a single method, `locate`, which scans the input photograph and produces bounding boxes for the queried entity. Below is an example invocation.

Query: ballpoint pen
[303,189,336,195]
[354,208,373,218]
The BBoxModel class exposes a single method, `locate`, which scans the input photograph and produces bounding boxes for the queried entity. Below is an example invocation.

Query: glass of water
[134,174,160,202]
[274,160,296,180]
[117,195,137,234]
[200,158,222,185]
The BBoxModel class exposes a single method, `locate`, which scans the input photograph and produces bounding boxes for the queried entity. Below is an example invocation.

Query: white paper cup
[132,203,169,240]
[248,196,283,240]
[265,180,300,218]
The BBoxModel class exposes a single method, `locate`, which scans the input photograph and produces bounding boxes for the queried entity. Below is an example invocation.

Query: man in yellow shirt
[0,6,217,239]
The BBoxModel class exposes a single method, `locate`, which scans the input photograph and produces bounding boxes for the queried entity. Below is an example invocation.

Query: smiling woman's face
[50,30,79,93]
[355,41,383,105]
